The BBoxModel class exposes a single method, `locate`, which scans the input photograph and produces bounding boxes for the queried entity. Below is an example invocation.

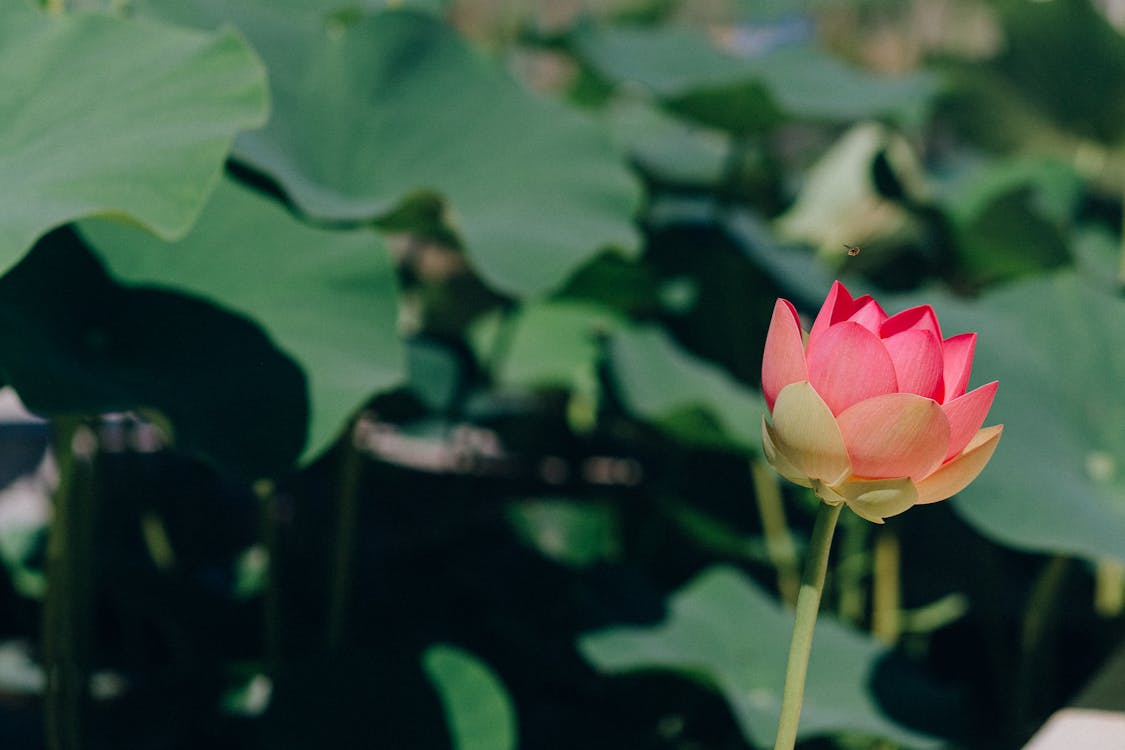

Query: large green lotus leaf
[1072,226,1121,295]
[579,566,940,748]
[473,301,622,389]
[574,24,936,126]
[928,156,1077,283]
[938,157,1082,227]
[79,176,403,467]
[606,98,729,186]
[609,327,765,452]
[0,228,307,477]
[994,0,1125,144]
[0,3,267,275]
[135,1,641,298]
[912,272,1125,563]
[422,644,517,750]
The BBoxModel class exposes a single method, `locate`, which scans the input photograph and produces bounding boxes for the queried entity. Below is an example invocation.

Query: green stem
[751,460,800,607]
[835,510,869,626]
[871,527,901,645]
[1094,558,1125,617]
[1013,555,1071,732]
[255,480,282,675]
[773,501,842,750]
[1119,189,1125,286]
[44,419,98,750]
[484,302,520,383]
[325,432,365,652]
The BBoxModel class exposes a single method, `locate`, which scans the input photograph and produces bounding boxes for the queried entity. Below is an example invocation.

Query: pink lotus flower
[761,281,1002,523]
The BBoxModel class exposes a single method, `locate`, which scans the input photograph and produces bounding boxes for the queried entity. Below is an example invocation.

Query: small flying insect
[843,243,861,257]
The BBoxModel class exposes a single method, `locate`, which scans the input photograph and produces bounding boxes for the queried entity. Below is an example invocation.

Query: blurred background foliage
[2,0,1125,748]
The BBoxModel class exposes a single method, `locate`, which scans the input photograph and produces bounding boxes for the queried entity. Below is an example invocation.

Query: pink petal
[762,299,809,412]
[836,477,918,524]
[915,425,1003,504]
[806,322,898,415]
[768,381,851,486]
[880,304,943,340]
[941,333,977,402]
[836,393,951,480]
[847,297,888,333]
[882,329,944,401]
[941,381,998,461]
[810,281,855,339]
[810,281,889,338]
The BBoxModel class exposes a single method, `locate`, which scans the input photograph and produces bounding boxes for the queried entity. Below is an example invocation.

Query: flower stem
[773,501,842,750]
[1013,554,1071,731]
[255,480,282,676]
[1094,558,1125,617]
[44,419,99,750]
[834,510,869,625]
[326,428,365,652]
[871,527,902,645]
[751,460,800,607]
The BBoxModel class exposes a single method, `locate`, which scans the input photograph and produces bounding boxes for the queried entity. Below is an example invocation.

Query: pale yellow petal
[835,477,918,524]
[762,417,812,488]
[770,382,851,486]
[811,478,846,506]
[914,425,1003,504]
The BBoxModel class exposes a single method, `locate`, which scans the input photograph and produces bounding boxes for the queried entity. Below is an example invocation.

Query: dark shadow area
[0,227,309,478]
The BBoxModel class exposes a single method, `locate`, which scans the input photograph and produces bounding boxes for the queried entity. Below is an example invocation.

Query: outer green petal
[770,382,851,486]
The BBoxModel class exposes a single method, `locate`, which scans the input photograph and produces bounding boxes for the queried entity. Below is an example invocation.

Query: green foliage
[610,326,765,452]
[507,498,620,568]
[607,99,731,186]
[79,177,404,468]
[994,0,1125,144]
[136,0,642,298]
[580,566,941,748]
[0,2,267,275]
[920,274,1125,564]
[473,301,620,389]
[0,524,46,599]
[422,645,517,750]
[0,229,308,476]
[935,157,1080,281]
[574,23,938,130]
